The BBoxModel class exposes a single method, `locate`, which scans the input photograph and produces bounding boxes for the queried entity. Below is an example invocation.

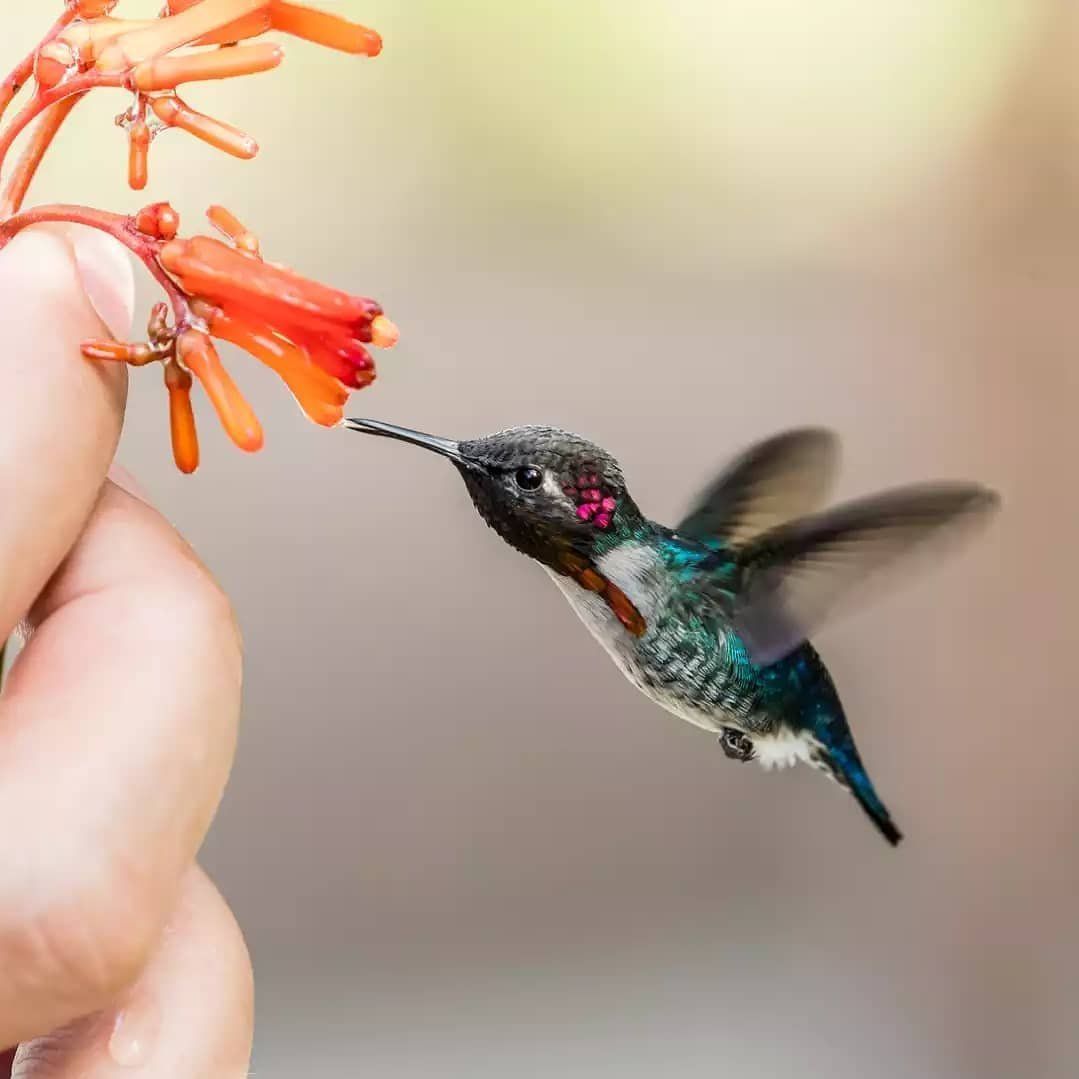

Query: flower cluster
[0,1,394,472]
[58,201,398,472]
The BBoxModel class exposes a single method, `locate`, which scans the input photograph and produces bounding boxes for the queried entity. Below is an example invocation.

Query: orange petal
[270,2,382,56]
[292,332,373,386]
[96,0,270,72]
[75,0,120,15]
[208,306,348,426]
[35,42,76,90]
[219,301,375,386]
[158,204,180,240]
[163,1,271,46]
[128,120,150,191]
[61,19,154,65]
[205,205,249,242]
[165,362,200,473]
[160,235,380,327]
[151,96,258,159]
[81,339,156,366]
[177,330,264,452]
[134,201,181,240]
[370,315,399,349]
[206,204,261,255]
[211,296,374,385]
[132,43,282,92]
[225,300,364,353]
[197,11,273,45]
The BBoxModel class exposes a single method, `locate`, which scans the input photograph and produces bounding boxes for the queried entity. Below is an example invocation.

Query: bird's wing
[722,482,1000,666]
[675,428,841,548]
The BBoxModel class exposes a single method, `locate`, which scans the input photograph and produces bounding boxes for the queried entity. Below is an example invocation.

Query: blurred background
[9,1,1077,1075]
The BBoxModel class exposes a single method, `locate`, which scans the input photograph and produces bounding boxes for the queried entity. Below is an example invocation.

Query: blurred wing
[676,428,841,547]
[731,483,1000,665]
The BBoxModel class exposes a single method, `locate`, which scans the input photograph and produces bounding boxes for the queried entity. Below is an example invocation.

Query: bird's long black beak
[345,417,466,463]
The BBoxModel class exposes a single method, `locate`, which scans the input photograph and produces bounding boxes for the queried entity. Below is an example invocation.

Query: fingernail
[108,996,161,1069]
[66,225,136,342]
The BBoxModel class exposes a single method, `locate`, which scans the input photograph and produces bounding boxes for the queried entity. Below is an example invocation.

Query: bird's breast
[544,543,755,732]
[544,542,664,678]
[543,548,660,656]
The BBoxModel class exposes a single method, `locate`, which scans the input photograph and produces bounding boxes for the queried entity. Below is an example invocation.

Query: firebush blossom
[0,0,396,472]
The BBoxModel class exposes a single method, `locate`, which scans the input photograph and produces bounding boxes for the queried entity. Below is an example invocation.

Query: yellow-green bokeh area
[5,2,1043,268]
[406,0,1039,259]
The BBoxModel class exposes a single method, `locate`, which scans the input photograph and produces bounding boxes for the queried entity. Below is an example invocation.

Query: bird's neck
[557,510,665,638]
[589,499,655,557]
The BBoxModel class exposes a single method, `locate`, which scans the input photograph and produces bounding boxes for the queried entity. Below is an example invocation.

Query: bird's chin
[450,456,486,477]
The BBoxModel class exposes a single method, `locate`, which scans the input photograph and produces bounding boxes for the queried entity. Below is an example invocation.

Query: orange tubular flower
[164,205,397,452]
[150,95,258,159]
[0,0,396,472]
[269,3,382,56]
[30,201,397,471]
[132,42,284,92]
[165,360,199,474]
[177,328,265,453]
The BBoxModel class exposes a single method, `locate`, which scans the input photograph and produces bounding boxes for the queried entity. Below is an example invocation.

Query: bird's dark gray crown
[459,425,625,486]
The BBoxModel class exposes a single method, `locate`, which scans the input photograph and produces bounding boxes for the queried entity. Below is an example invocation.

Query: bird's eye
[514,466,544,491]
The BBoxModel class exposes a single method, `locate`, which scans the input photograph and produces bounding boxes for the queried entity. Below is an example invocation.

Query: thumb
[64,224,137,344]
[0,223,136,340]
[0,224,135,636]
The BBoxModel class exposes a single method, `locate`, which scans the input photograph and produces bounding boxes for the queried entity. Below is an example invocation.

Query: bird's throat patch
[559,553,647,637]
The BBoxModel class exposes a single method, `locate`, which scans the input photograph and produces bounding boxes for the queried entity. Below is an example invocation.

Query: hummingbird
[345,418,999,845]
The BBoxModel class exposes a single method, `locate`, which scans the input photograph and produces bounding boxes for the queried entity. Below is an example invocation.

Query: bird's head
[345,419,643,573]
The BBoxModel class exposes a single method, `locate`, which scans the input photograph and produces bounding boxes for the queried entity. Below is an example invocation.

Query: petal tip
[370,315,399,349]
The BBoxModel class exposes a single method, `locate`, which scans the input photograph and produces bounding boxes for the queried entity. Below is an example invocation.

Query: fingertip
[65,226,136,343]
[0,226,84,313]
[9,870,254,1078]
[0,223,135,346]
[0,224,130,651]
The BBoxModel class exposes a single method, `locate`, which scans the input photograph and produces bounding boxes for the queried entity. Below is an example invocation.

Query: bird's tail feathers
[816,743,903,846]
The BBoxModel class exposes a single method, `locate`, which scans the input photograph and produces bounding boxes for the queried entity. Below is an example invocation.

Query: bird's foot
[719,727,756,762]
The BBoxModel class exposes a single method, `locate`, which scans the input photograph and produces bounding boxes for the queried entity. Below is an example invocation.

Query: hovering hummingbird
[346,418,998,845]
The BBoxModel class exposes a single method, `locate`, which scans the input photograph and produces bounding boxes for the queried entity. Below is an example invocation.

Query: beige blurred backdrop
[8,2,1078,1075]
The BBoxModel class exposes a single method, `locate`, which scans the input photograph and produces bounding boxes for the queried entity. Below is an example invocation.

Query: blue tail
[822,738,903,846]
[789,648,903,846]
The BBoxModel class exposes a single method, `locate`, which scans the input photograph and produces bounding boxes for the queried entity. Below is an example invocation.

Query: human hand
[0,227,253,1076]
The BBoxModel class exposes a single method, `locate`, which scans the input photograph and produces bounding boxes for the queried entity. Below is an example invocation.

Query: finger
[0,480,243,1046]
[0,224,133,638]
[11,867,254,1078]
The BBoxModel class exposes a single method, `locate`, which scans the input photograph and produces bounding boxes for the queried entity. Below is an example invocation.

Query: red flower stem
[0,92,86,219]
[0,7,78,125]
[0,71,125,197]
[0,202,193,328]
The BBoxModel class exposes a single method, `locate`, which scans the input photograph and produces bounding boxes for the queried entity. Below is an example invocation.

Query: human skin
[0,225,253,1076]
